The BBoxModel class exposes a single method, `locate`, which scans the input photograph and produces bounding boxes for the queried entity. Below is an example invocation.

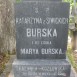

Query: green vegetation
[69,17,75,23]
[16,0,21,3]
[67,48,77,72]
[0,53,10,75]
[64,0,74,6]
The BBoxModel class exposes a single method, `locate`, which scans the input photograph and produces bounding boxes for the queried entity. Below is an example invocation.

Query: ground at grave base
[73,51,77,72]
[67,48,77,73]
[0,55,77,77]
[9,60,76,77]
[0,55,15,77]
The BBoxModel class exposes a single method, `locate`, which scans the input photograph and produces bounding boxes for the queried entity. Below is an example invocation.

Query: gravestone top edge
[15,1,69,3]
[14,2,70,7]
[21,0,62,1]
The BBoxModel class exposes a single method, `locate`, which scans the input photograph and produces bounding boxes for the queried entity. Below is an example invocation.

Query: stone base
[13,59,71,77]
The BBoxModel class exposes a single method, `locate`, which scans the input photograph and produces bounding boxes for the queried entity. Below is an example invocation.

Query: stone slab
[15,2,70,59]
[13,59,71,77]
[8,69,76,77]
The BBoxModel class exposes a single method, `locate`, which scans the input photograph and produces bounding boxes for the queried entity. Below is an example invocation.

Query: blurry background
[0,0,16,54]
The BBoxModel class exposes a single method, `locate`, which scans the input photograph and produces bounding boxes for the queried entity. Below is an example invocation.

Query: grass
[67,48,77,72]
[16,0,21,3]
[0,53,10,75]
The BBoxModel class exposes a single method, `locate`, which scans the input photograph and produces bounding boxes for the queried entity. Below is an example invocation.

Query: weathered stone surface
[13,59,71,77]
[15,2,69,59]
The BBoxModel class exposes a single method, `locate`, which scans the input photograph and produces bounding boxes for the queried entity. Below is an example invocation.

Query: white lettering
[20,48,39,55]
[16,17,68,24]
[27,28,31,37]
[41,48,63,54]
[26,28,57,38]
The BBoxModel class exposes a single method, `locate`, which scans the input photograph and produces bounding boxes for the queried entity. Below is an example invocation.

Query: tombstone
[15,2,69,59]
[13,0,71,77]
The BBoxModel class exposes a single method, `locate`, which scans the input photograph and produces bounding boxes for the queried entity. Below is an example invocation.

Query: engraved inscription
[26,28,57,38]
[16,17,68,25]
[15,66,67,76]
[20,48,63,55]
